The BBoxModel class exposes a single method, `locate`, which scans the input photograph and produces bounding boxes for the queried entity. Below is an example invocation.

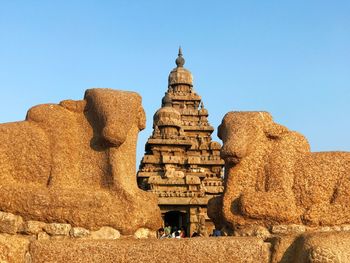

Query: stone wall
[0,210,157,262]
[2,208,350,263]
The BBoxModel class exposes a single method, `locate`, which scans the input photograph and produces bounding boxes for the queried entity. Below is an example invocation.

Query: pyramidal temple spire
[137,49,224,237]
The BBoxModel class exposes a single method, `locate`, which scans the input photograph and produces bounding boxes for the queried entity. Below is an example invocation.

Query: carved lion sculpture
[209,111,350,231]
[0,88,162,234]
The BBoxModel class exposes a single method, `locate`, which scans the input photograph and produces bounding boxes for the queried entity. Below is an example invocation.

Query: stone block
[90,227,120,240]
[0,211,23,234]
[133,228,156,239]
[234,225,271,239]
[341,225,350,231]
[44,223,71,236]
[50,235,69,240]
[271,224,306,235]
[70,227,90,238]
[29,237,270,263]
[22,220,46,235]
[37,232,50,240]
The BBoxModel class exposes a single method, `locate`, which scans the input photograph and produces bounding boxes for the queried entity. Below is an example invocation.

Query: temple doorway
[164,211,187,233]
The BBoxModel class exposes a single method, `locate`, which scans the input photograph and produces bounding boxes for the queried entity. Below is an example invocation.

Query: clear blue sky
[1,1,349,165]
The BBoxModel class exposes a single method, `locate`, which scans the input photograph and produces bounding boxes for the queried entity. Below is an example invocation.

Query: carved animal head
[218,111,288,164]
[84,88,146,147]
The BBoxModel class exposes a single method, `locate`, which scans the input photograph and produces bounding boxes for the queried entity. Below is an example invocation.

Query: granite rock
[0,234,30,263]
[44,223,71,236]
[0,88,162,234]
[293,232,350,262]
[29,237,270,263]
[133,228,156,239]
[0,211,23,234]
[22,221,46,235]
[90,227,120,240]
[210,111,350,232]
[70,227,90,238]
[37,232,50,240]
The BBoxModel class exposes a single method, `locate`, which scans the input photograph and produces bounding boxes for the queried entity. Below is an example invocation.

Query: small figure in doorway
[164,223,172,238]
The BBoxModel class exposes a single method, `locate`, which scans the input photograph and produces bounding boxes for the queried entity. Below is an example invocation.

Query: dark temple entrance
[164,211,187,232]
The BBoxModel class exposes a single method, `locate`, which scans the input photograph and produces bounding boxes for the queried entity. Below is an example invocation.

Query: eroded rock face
[0,88,162,234]
[209,111,350,232]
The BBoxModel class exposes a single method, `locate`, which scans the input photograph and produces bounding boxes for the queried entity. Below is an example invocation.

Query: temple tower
[137,48,224,236]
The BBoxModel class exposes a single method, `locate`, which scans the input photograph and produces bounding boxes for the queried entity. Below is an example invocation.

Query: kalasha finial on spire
[178,46,183,56]
[175,46,185,67]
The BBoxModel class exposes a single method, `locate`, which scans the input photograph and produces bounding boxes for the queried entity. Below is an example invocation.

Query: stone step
[29,237,270,263]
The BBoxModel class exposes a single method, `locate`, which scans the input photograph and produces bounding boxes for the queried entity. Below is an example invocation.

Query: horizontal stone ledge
[29,237,270,263]
[157,197,210,205]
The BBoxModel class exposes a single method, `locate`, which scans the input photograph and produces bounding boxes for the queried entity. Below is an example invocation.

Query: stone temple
[1,50,350,262]
[137,48,224,236]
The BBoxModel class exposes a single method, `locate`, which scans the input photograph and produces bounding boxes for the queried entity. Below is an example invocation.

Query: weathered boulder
[90,227,120,240]
[133,228,156,239]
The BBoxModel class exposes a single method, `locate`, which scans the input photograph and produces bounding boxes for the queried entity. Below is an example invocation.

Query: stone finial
[168,47,193,87]
[175,46,185,67]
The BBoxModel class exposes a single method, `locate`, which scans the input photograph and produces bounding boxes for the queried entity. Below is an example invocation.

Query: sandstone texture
[269,232,350,263]
[70,227,90,238]
[29,237,270,263]
[44,223,71,236]
[293,232,350,262]
[209,111,350,232]
[0,234,30,263]
[0,211,23,234]
[22,221,46,235]
[0,88,162,234]
[133,227,156,239]
[90,226,120,240]
[1,230,350,262]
